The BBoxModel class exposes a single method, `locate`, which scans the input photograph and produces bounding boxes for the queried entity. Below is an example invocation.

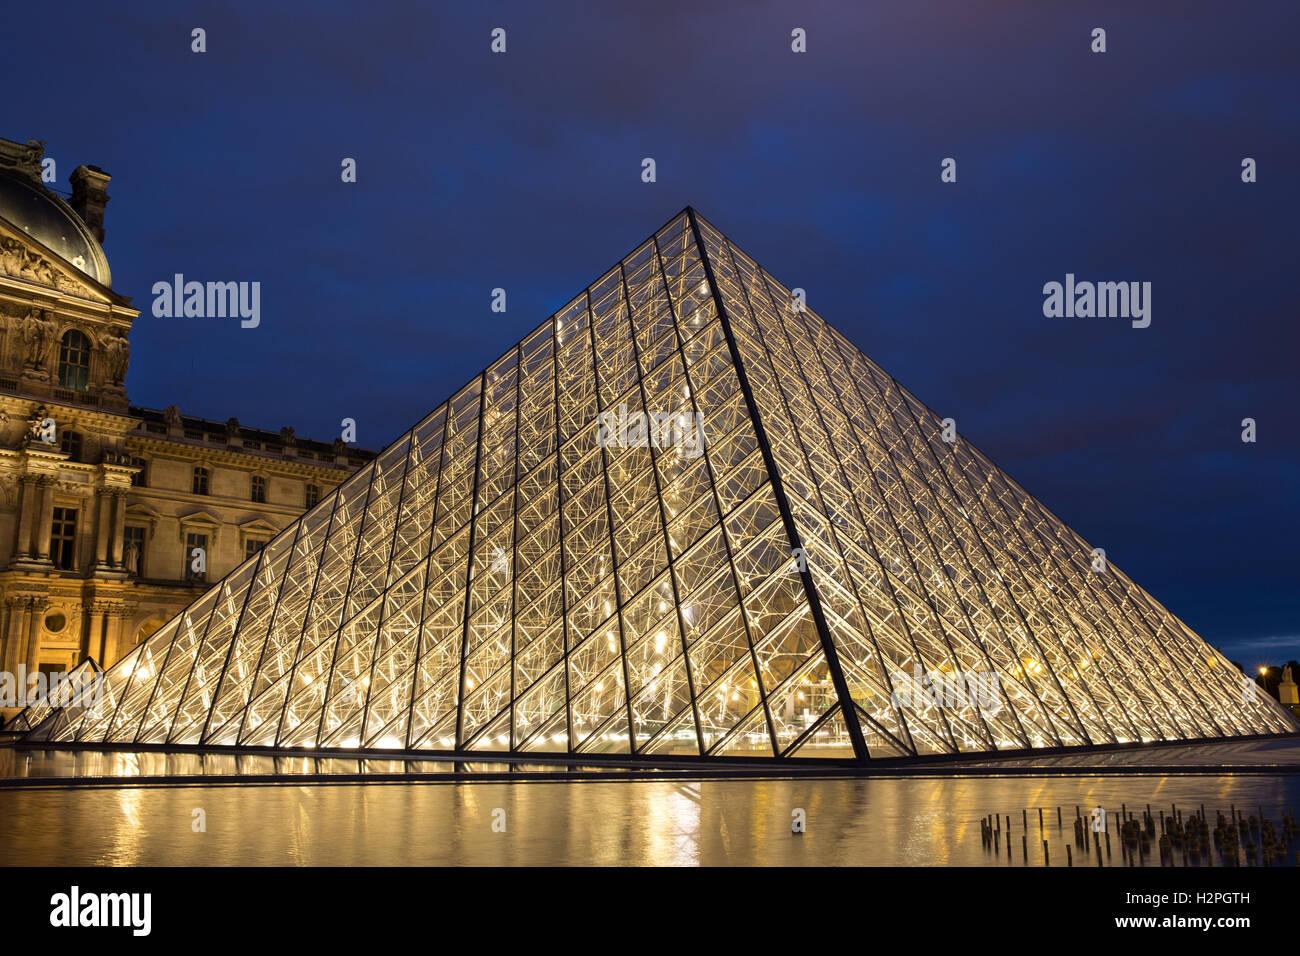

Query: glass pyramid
[19,208,1297,763]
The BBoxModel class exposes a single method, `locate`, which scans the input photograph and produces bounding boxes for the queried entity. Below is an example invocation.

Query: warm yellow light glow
[40,209,1288,765]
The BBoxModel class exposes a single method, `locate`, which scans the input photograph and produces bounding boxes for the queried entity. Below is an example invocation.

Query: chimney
[69,164,111,244]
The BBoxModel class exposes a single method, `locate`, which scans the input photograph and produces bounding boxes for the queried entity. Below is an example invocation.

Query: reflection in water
[3,775,1299,866]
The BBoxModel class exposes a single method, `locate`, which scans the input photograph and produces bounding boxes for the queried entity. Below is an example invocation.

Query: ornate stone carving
[103,332,130,385]
[20,308,55,375]
[279,426,296,449]
[163,405,182,427]
[24,404,54,445]
[0,139,45,180]
[225,417,240,438]
[0,228,95,298]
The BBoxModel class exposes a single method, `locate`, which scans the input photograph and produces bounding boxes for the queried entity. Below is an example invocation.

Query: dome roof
[0,169,110,287]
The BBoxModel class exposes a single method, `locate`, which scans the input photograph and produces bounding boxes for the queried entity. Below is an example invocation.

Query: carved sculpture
[26,404,52,443]
[21,309,52,368]
[104,334,130,384]
[0,234,94,297]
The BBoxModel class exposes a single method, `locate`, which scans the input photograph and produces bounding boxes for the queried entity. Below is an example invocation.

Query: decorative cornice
[124,432,361,478]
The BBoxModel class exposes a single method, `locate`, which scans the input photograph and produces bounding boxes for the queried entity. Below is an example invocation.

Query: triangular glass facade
[19,209,1297,763]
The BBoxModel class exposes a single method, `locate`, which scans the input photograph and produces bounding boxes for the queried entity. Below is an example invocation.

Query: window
[305,484,320,508]
[245,538,267,560]
[130,456,147,487]
[123,525,146,576]
[50,507,77,570]
[184,532,208,583]
[251,475,266,503]
[57,330,91,391]
[59,429,82,461]
[192,466,209,495]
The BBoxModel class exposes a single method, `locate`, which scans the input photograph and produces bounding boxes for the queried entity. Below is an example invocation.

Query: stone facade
[0,138,373,719]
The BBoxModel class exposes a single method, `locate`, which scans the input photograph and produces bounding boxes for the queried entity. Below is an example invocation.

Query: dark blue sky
[8,1,1296,665]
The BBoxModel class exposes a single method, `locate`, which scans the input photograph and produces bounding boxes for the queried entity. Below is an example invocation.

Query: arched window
[58,329,91,391]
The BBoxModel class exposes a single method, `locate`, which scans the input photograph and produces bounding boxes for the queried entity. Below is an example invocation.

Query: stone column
[84,605,105,662]
[14,475,37,558]
[15,600,32,694]
[2,597,27,675]
[34,478,55,561]
[23,596,47,676]
[102,611,125,668]
[110,491,127,567]
[94,490,112,567]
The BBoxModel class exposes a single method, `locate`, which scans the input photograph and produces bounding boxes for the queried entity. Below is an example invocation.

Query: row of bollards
[978,802,1300,867]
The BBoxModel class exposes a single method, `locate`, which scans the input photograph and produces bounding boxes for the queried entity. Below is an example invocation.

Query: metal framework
[15,208,1298,763]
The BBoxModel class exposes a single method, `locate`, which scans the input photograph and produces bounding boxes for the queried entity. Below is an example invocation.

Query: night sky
[7,1,1296,666]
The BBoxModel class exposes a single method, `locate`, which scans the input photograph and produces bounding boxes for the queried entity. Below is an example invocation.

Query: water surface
[3,775,1298,866]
